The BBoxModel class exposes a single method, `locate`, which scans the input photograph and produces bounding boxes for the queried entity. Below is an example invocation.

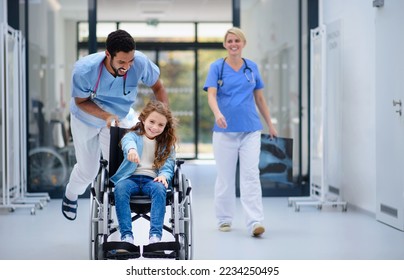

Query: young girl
[110,100,177,244]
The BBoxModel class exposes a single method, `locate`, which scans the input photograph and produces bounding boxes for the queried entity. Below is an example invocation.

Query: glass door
[135,50,196,159]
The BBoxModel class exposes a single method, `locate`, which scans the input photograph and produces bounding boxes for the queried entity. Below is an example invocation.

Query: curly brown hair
[129,100,178,169]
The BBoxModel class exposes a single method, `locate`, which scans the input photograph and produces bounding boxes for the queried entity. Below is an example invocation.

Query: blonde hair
[223,27,247,46]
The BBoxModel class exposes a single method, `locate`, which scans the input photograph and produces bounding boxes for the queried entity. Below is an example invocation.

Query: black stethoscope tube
[217,57,253,87]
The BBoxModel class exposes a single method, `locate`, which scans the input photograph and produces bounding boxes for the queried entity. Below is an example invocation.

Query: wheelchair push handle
[176,159,185,167]
[110,119,117,127]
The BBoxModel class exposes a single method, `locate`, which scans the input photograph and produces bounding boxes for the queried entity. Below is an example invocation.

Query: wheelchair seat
[89,126,193,260]
[129,191,171,215]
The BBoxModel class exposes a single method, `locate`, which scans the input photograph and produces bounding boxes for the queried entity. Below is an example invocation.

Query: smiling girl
[110,100,178,245]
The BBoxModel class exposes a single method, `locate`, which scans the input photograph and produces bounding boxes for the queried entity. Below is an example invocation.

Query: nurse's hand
[268,123,278,138]
[215,113,227,129]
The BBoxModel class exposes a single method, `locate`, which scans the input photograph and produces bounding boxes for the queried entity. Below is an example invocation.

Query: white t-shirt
[133,135,157,178]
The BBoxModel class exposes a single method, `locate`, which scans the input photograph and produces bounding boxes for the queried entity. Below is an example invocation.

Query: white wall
[63,19,78,121]
[322,0,376,213]
[26,2,68,123]
[0,0,6,24]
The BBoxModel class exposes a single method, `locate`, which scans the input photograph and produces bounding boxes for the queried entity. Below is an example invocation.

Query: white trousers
[212,131,264,232]
[66,110,137,196]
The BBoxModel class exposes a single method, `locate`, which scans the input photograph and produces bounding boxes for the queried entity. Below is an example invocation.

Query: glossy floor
[1,161,404,260]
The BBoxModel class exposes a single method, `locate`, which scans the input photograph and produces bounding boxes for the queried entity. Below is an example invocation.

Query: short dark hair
[106,29,136,57]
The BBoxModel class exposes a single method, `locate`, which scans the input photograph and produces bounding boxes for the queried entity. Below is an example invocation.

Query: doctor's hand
[106,114,119,128]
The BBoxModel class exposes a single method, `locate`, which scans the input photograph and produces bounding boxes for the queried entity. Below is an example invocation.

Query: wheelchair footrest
[103,241,141,259]
[142,241,179,259]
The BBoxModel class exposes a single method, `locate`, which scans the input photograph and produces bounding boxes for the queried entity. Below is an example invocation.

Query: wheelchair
[89,126,193,260]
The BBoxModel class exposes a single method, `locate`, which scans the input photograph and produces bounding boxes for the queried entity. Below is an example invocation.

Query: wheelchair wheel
[177,201,192,260]
[176,174,193,260]
[183,184,193,260]
[89,191,102,260]
[28,147,67,188]
[89,169,110,260]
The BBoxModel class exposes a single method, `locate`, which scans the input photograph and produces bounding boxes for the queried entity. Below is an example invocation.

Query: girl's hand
[127,149,140,163]
[154,175,168,188]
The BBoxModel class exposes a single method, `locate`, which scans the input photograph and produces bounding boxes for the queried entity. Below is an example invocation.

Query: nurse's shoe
[219,223,231,232]
[251,223,265,237]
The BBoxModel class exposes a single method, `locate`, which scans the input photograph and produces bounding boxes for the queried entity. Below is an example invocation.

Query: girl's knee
[152,183,167,197]
[114,184,129,199]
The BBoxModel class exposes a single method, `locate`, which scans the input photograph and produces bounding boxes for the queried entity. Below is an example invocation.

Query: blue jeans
[114,175,169,240]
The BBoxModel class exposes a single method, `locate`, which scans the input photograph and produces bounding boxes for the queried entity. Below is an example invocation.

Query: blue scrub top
[70,51,160,128]
[203,58,265,132]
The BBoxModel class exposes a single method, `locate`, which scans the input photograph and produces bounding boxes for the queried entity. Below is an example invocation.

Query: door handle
[393,99,402,116]
[393,99,402,107]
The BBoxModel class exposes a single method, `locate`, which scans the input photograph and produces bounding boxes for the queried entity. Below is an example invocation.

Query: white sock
[65,189,78,202]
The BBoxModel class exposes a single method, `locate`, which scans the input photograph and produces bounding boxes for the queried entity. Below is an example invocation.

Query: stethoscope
[217,57,255,87]
[90,60,130,99]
